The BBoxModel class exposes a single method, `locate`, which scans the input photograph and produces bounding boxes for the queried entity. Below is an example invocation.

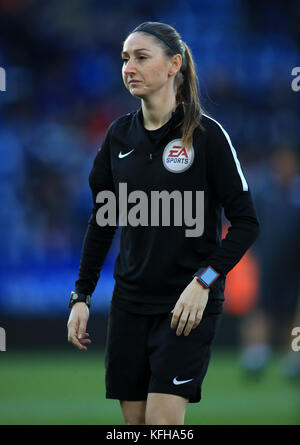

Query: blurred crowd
[0,0,299,266]
[0,1,299,322]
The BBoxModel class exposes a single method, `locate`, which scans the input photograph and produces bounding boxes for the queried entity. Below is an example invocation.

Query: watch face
[200,267,219,286]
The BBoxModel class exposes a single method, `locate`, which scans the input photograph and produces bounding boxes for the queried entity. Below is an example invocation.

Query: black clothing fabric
[105,298,223,403]
[75,104,259,313]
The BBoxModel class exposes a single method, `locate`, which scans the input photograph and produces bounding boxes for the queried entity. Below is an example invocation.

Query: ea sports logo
[162,139,194,173]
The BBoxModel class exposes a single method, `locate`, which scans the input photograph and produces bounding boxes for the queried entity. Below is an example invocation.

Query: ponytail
[175,42,203,150]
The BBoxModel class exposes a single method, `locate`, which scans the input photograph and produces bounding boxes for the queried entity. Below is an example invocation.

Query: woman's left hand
[170,277,209,336]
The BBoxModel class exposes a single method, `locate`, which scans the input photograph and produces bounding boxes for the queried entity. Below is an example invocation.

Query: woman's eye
[122,56,147,63]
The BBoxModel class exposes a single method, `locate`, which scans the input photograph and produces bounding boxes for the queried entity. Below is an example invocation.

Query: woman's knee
[145,393,188,425]
[120,400,146,425]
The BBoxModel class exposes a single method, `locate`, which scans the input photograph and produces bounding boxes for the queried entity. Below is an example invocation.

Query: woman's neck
[141,93,177,130]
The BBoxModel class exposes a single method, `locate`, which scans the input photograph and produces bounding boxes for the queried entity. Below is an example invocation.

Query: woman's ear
[169,54,182,77]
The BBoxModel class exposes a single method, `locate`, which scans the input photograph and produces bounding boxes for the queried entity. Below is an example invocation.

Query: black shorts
[105,298,223,403]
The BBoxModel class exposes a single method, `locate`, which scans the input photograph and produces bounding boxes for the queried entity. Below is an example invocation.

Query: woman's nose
[123,59,137,75]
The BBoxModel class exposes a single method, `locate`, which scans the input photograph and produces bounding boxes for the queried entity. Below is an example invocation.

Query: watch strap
[69,291,91,308]
[195,266,220,289]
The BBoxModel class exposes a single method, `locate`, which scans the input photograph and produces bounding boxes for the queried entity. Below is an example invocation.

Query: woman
[67,21,259,425]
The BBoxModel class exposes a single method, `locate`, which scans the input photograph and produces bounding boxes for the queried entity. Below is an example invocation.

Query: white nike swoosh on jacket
[118,149,134,158]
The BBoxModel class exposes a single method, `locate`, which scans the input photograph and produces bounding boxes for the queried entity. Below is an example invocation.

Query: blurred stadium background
[0,0,299,425]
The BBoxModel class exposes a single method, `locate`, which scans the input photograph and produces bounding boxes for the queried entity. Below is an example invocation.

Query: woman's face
[121,32,177,99]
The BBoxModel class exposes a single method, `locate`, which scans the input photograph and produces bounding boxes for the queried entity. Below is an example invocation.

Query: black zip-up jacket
[75,104,259,314]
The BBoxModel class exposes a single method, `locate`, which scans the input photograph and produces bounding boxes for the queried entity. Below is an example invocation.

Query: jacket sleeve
[75,124,118,296]
[194,117,260,283]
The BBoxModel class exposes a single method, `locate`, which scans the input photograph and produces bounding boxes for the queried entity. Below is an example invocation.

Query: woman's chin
[129,90,146,99]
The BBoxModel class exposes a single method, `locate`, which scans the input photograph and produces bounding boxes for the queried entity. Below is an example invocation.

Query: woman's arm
[194,116,260,281]
[67,126,117,351]
[75,125,118,299]
[171,117,260,336]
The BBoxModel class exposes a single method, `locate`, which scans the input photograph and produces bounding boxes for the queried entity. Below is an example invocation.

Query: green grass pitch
[0,348,299,425]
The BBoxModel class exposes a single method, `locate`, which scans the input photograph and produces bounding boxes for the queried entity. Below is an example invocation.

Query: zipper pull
[149,153,153,160]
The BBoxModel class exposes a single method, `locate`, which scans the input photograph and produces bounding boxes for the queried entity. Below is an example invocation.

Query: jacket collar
[136,102,184,132]
[129,103,184,153]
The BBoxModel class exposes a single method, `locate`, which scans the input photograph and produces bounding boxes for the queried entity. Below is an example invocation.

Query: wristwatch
[69,291,91,308]
[195,266,220,289]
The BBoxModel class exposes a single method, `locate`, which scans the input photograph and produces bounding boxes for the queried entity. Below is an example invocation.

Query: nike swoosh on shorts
[118,149,134,158]
[173,377,194,385]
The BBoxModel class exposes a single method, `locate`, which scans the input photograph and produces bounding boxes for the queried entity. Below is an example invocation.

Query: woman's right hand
[67,302,91,351]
